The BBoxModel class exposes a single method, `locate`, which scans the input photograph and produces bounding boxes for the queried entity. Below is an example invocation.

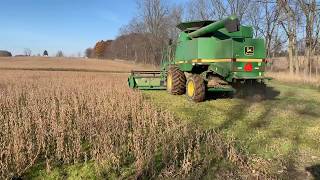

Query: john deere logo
[245,46,254,56]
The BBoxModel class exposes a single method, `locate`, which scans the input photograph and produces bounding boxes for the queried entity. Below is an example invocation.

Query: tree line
[86,0,320,76]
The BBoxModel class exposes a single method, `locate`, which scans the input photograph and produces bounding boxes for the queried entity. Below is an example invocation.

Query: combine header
[128,71,165,90]
[128,15,269,102]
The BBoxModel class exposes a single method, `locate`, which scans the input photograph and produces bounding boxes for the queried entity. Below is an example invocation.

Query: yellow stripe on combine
[192,59,231,63]
[236,59,263,62]
[175,58,263,64]
[176,61,185,64]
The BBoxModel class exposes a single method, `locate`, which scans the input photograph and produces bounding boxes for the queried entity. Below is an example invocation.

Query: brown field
[0,57,155,72]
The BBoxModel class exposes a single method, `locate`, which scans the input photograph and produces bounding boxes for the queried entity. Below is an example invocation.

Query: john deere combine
[128,15,269,102]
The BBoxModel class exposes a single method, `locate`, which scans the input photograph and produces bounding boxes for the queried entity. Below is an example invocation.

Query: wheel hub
[187,80,195,97]
[167,73,172,90]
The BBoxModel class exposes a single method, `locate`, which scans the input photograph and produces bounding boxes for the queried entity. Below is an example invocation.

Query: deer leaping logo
[244,46,254,56]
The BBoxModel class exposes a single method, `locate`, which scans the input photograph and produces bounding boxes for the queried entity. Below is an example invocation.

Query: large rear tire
[166,66,186,95]
[186,74,206,102]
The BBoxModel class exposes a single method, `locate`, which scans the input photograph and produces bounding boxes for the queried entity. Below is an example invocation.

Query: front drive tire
[166,66,186,95]
[186,74,206,102]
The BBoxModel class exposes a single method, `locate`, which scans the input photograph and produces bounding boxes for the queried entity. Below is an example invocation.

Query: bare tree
[297,0,320,76]
[278,0,301,74]
[247,2,264,38]
[186,0,252,23]
[254,0,281,58]
[85,48,93,58]
[108,0,183,65]
[119,18,145,35]
[136,0,170,64]
[186,0,214,20]
[56,50,64,57]
[167,4,184,41]
[210,0,252,22]
[137,0,168,39]
[24,48,32,56]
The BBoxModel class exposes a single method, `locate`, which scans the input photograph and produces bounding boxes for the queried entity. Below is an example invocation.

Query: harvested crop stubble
[0,71,267,179]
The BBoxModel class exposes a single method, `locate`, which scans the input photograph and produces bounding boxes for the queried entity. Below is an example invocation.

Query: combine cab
[128,15,270,102]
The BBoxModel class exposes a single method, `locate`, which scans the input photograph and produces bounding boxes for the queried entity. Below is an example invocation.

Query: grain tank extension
[128,16,270,102]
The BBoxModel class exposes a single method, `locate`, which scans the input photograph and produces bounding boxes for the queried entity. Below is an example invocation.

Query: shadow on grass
[144,81,319,178]
[211,85,319,178]
[216,101,250,131]
[248,103,273,129]
[206,85,280,102]
[285,134,303,179]
[205,85,279,131]
[306,164,320,179]
[296,104,320,117]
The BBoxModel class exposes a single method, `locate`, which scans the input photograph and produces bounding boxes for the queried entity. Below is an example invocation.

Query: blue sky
[0,0,185,56]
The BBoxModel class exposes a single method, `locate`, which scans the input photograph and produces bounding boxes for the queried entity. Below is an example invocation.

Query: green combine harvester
[128,15,269,102]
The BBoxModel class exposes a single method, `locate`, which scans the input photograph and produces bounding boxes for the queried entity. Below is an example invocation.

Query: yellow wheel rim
[187,80,195,97]
[167,73,172,90]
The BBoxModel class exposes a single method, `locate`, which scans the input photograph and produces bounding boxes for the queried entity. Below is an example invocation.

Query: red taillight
[244,63,253,72]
